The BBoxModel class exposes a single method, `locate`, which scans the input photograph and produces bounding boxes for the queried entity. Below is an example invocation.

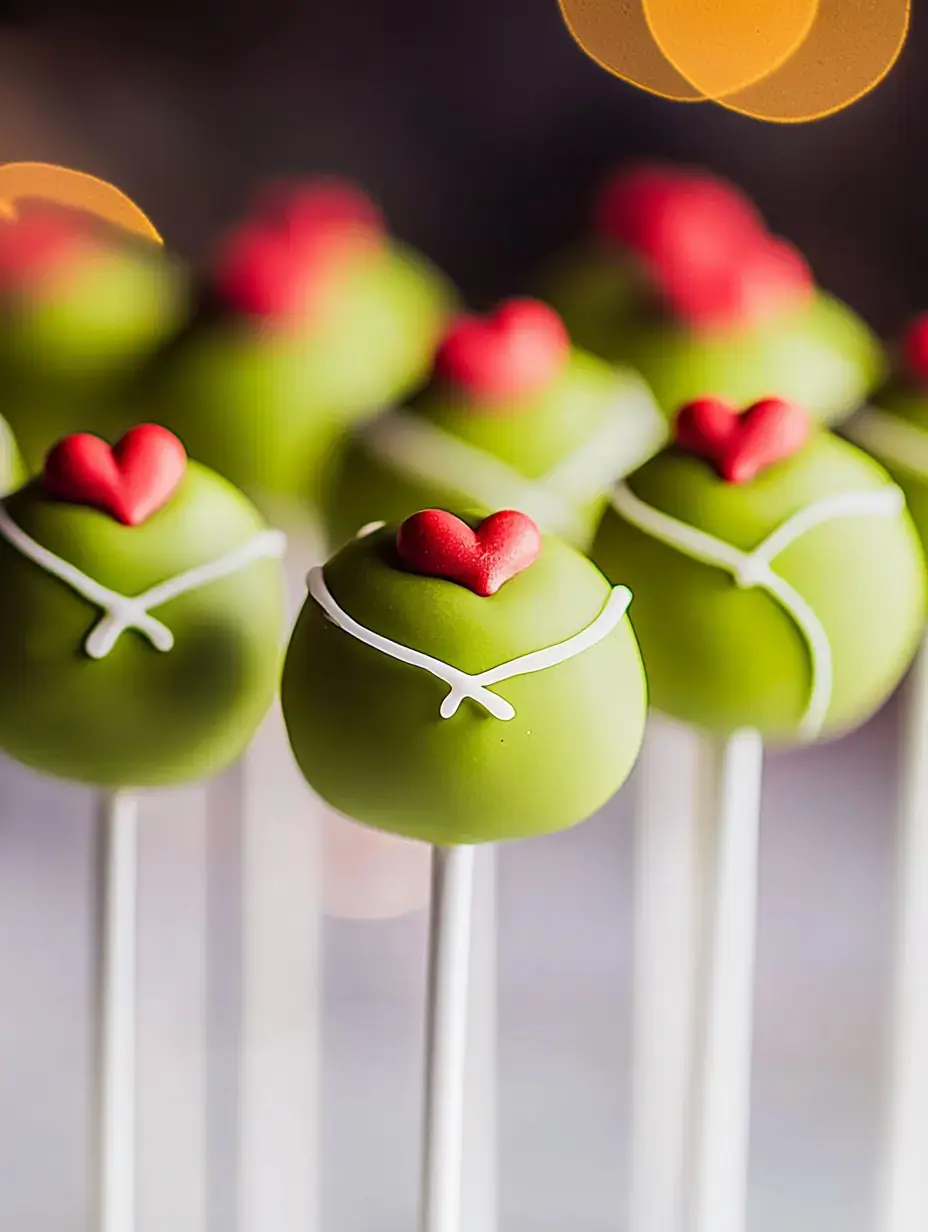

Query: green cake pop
[0,423,286,787]
[0,210,188,471]
[592,397,925,743]
[133,179,453,512]
[0,412,25,495]
[323,297,666,551]
[282,508,647,844]
[843,315,928,544]
[546,165,883,425]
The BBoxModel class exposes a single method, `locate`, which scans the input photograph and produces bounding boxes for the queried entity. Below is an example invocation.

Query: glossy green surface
[0,247,189,471]
[546,246,885,425]
[324,351,665,551]
[856,384,928,549]
[282,519,647,844]
[134,245,453,507]
[0,463,286,787]
[592,433,925,742]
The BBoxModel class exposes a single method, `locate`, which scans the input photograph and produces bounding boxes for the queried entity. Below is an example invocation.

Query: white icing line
[0,503,287,659]
[360,378,665,544]
[609,481,903,739]
[307,565,631,721]
[844,408,928,480]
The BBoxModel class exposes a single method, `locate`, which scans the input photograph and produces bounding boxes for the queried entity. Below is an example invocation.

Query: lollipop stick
[630,714,704,1232]
[877,634,928,1232]
[462,845,497,1232]
[93,789,139,1232]
[422,844,477,1232]
[688,728,764,1232]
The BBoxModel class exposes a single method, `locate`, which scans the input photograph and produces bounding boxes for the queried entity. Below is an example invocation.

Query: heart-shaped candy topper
[434,299,569,404]
[395,509,542,597]
[213,179,384,319]
[595,166,812,332]
[675,396,811,484]
[44,424,188,526]
[902,314,928,385]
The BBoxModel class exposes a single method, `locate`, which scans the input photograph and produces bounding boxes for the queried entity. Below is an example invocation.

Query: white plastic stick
[93,790,140,1232]
[688,728,764,1232]
[629,714,704,1232]
[462,844,497,1232]
[421,844,477,1232]
[877,633,928,1232]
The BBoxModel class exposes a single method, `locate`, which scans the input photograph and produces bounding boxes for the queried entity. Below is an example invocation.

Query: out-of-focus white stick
[137,787,207,1232]
[93,790,140,1232]
[877,635,928,1232]
[629,714,704,1232]
[421,844,477,1232]
[236,515,322,1232]
[689,728,764,1232]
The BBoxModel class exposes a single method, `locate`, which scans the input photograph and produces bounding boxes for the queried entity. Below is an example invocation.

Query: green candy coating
[545,247,884,425]
[0,463,285,787]
[592,433,925,742]
[849,384,928,547]
[323,350,664,551]
[133,245,453,508]
[282,518,647,844]
[0,414,26,495]
[0,244,189,471]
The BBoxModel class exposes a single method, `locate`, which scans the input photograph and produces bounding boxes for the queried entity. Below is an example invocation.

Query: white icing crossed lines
[308,565,632,721]
[0,504,287,659]
[609,481,905,740]
[844,407,928,479]
[361,379,667,544]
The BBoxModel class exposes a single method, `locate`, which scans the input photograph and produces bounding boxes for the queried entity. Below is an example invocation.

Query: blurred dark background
[0,0,921,328]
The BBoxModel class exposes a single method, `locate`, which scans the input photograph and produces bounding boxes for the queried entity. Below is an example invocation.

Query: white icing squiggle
[0,504,287,659]
[609,481,905,739]
[361,379,666,543]
[307,565,632,721]
[844,408,928,479]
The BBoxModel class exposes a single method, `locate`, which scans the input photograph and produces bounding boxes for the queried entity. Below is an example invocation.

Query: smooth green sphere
[545,248,884,426]
[592,433,925,742]
[133,245,453,508]
[282,518,648,844]
[0,462,286,787]
[844,384,928,550]
[323,351,665,552]
[0,244,189,471]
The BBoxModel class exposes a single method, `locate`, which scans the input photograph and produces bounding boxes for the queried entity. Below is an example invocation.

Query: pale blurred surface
[0,686,901,1231]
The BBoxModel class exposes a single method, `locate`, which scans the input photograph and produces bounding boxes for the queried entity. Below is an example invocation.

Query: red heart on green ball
[676,396,811,484]
[396,509,542,596]
[434,299,569,403]
[44,424,188,526]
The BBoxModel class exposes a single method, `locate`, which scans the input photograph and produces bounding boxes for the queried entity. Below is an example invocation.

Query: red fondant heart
[256,178,385,244]
[395,509,542,596]
[0,213,87,293]
[44,424,188,525]
[434,299,569,403]
[902,314,928,385]
[675,396,811,483]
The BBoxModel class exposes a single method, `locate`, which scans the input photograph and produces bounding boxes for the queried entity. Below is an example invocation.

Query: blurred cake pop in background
[545,165,885,425]
[323,297,666,550]
[129,178,454,518]
[0,207,188,471]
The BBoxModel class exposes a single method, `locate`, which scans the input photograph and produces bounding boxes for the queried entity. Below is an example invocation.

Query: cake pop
[282,508,647,844]
[546,165,884,425]
[0,423,286,786]
[592,396,925,741]
[0,411,24,494]
[843,315,928,539]
[0,209,188,470]
[133,178,454,511]
[323,298,666,551]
